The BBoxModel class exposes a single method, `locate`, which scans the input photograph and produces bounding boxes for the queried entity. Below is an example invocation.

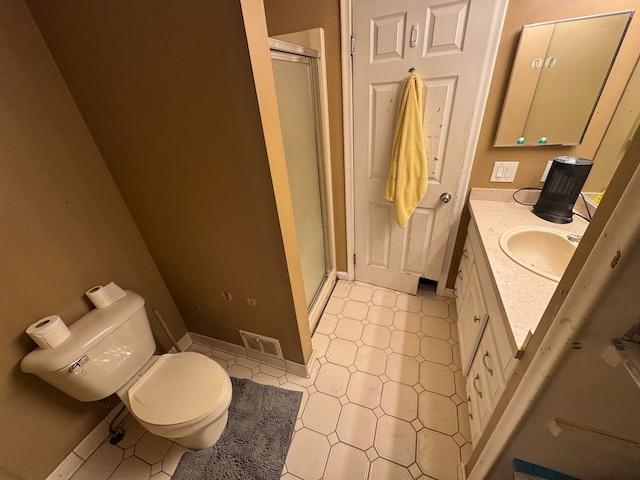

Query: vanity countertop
[468,188,589,350]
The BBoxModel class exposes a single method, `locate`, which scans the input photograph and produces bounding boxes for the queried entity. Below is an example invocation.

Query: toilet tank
[20,291,156,402]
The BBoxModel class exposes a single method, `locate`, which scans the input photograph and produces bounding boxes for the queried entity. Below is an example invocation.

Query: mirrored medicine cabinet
[495,11,633,147]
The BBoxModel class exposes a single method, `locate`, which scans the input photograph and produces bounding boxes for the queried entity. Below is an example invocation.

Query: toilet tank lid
[20,291,145,374]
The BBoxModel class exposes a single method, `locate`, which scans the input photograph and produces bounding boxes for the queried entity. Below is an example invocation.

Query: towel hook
[408,67,416,73]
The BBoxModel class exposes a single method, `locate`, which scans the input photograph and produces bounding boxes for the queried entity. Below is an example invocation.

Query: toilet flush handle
[68,354,89,373]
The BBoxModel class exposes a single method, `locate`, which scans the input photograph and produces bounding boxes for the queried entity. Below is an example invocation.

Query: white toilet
[20,290,232,450]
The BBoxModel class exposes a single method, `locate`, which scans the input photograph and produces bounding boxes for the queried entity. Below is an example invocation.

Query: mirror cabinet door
[494,24,554,146]
[495,12,633,147]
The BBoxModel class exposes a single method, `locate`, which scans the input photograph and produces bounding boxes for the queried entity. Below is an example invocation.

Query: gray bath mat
[171,377,302,480]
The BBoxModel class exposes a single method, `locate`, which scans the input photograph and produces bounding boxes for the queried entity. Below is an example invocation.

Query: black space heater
[532,156,593,224]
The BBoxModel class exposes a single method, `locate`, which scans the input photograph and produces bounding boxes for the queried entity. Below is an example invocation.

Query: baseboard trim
[188,332,317,378]
[46,408,123,480]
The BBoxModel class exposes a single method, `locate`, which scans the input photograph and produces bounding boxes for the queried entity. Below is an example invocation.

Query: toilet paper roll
[26,315,71,349]
[85,282,126,309]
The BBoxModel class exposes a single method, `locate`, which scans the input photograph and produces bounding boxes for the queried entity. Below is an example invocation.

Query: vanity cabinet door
[461,235,474,266]
[457,266,488,375]
[455,256,470,314]
[466,389,482,446]
[476,321,506,405]
[454,236,475,315]
[487,308,519,382]
[466,359,493,445]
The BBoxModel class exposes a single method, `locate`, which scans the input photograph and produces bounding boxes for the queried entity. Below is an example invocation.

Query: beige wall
[0,2,187,478]
[26,0,310,364]
[448,0,640,287]
[263,0,347,271]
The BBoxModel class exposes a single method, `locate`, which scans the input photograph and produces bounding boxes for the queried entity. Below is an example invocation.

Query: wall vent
[239,330,283,359]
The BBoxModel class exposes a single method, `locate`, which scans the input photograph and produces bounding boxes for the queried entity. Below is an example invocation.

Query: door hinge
[353,253,356,265]
[350,35,354,56]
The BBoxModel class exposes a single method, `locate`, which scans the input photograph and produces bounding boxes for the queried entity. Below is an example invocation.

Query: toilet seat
[128,352,231,429]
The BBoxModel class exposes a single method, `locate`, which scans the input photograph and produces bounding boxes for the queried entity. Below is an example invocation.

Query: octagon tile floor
[69,280,471,480]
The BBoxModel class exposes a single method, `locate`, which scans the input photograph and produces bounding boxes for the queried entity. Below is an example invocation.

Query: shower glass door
[271,45,331,310]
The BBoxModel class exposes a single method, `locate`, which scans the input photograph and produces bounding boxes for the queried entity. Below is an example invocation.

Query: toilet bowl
[118,352,232,449]
[20,289,233,450]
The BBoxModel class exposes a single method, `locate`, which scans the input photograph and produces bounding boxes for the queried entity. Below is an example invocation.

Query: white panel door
[353,0,497,293]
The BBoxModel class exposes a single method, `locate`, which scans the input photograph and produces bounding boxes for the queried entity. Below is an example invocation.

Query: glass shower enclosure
[270,37,335,330]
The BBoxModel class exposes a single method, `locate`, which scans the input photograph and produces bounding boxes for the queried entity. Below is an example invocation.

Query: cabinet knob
[482,351,494,376]
[463,248,469,259]
[473,315,480,323]
[473,374,483,398]
[457,270,463,280]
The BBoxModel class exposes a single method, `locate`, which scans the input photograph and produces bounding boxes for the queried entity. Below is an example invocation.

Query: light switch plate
[490,161,519,182]
[540,160,553,182]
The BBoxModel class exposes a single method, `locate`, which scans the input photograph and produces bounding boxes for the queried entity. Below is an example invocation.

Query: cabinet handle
[457,269,463,279]
[473,315,480,323]
[482,351,493,376]
[473,374,483,398]
[467,396,473,420]
[463,248,469,259]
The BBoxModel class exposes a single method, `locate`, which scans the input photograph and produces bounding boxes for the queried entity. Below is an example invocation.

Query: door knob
[440,192,452,204]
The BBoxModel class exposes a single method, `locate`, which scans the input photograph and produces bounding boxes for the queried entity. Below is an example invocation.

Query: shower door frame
[270,38,337,332]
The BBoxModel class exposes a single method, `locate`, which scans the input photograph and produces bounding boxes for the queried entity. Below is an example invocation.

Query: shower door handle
[440,192,452,204]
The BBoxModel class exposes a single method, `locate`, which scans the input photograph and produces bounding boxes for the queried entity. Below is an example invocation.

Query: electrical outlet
[540,160,553,182]
[490,161,519,182]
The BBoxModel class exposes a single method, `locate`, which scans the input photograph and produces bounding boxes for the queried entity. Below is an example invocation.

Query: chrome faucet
[567,233,582,243]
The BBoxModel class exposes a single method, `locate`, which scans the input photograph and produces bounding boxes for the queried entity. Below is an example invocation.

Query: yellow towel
[385,71,428,227]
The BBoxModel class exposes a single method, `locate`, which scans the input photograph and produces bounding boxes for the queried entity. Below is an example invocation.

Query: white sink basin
[499,226,579,281]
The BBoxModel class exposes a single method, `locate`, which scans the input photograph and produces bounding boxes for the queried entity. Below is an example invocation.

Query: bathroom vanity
[456,189,588,445]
